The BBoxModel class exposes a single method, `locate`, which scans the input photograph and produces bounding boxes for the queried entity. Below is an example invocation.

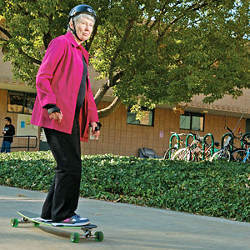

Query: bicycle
[209,126,238,162]
[190,140,220,162]
[163,132,187,160]
[230,135,250,163]
[231,148,250,163]
[209,136,232,162]
[171,133,203,161]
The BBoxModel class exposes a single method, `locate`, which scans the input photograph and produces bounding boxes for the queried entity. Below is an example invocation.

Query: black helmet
[69,4,96,21]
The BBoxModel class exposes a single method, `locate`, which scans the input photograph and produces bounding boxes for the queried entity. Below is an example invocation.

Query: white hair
[67,13,95,32]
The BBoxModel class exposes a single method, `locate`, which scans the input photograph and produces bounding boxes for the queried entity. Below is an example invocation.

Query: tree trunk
[98,96,121,118]
[94,82,110,106]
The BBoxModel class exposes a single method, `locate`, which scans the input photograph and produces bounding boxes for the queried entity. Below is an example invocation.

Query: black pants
[41,110,82,221]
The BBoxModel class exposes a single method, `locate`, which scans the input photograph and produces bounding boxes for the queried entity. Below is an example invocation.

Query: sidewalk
[0,185,249,250]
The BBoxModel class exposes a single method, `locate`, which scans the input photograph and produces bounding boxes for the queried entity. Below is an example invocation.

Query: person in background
[1,117,15,153]
[31,4,101,225]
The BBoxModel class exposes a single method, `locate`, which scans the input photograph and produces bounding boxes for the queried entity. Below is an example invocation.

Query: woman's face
[74,16,94,43]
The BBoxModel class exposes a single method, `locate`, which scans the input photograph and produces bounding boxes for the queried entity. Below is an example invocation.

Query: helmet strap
[70,18,83,42]
[85,41,89,51]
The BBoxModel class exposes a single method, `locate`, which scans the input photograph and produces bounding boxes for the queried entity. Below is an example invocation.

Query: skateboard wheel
[94,231,104,242]
[11,218,19,227]
[33,222,40,227]
[70,232,80,243]
[22,217,29,222]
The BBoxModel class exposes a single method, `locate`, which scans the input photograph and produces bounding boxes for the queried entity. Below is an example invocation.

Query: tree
[0,0,249,118]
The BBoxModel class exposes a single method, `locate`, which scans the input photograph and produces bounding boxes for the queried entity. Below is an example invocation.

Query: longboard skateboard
[11,210,104,243]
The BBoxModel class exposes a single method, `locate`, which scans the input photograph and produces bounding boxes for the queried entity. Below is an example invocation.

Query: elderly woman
[31,4,100,225]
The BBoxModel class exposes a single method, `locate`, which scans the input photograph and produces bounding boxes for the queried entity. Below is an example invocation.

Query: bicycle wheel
[172,148,191,161]
[209,149,231,162]
[163,147,177,160]
[231,149,249,163]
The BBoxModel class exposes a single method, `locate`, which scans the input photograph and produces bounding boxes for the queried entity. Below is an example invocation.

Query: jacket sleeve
[87,79,99,123]
[36,38,67,108]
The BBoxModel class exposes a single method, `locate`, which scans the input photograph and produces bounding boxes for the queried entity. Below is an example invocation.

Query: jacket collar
[65,31,89,63]
[65,31,81,48]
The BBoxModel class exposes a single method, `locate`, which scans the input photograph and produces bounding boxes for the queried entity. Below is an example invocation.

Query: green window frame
[180,112,204,131]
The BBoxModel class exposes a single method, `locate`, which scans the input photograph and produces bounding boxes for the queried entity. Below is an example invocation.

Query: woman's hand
[49,112,63,123]
[90,122,100,139]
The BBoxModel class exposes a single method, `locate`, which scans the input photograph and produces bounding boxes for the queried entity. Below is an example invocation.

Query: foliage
[0,151,249,222]
[0,0,249,113]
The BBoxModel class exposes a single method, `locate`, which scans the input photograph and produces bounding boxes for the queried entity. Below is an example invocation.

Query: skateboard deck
[11,210,104,243]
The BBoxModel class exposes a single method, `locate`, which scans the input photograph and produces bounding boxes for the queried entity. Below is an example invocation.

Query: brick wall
[82,101,246,157]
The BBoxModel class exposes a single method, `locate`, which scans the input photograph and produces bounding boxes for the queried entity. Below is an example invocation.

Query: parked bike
[230,133,250,163]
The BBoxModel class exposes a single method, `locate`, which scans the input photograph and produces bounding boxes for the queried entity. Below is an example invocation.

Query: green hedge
[0,151,249,222]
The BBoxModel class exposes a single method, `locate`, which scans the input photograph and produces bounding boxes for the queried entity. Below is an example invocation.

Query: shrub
[0,151,249,222]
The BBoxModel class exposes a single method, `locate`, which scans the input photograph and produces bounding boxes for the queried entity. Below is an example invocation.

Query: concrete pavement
[0,185,249,250]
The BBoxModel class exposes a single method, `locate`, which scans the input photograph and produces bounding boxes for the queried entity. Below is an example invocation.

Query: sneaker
[52,214,90,226]
[35,217,53,223]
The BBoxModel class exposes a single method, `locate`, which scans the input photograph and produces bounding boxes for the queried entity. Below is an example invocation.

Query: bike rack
[168,133,181,158]
[241,132,250,148]
[185,133,196,147]
[202,133,214,160]
[167,131,248,161]
[169,133,181,149]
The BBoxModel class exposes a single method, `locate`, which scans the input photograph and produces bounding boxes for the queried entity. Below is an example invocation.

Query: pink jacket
[31,32,99,141]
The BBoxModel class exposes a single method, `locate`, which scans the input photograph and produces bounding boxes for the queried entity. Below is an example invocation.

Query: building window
[127,107,154,126]
[180,112,204,131]
[246,119,250,133]
[7,91,36,114]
